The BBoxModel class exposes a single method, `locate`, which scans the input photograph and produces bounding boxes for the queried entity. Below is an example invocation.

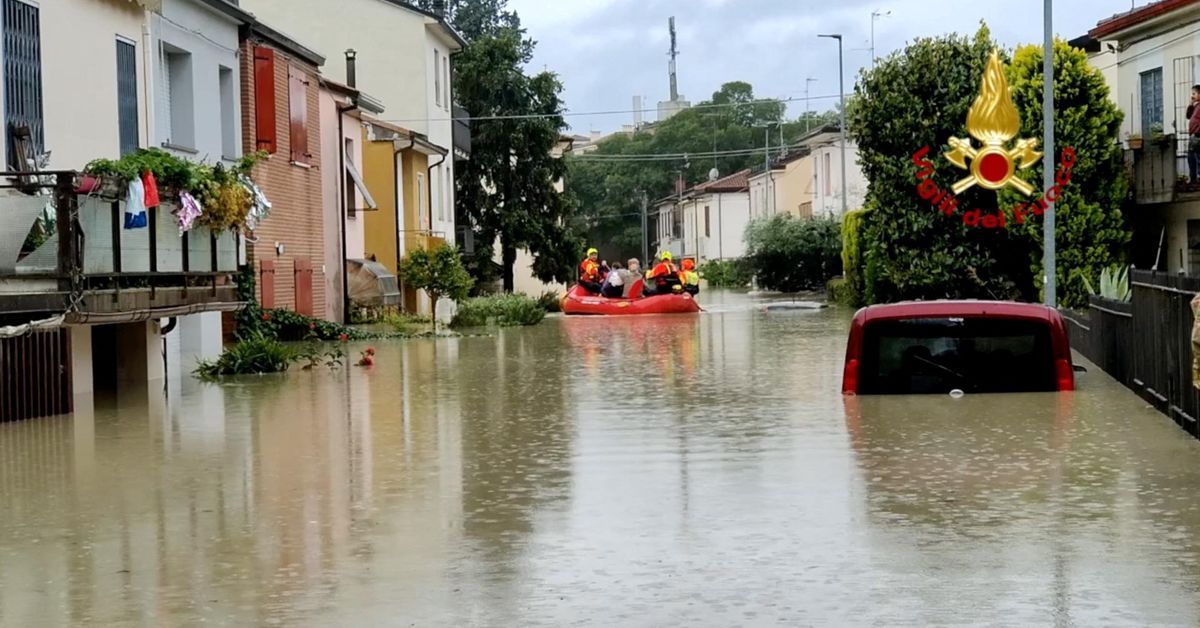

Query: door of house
[294,259,313,316]
[1,328,71,422]
[259,260,276,309]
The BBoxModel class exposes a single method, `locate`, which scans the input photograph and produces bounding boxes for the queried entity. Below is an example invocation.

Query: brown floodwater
[3,292,1200,626]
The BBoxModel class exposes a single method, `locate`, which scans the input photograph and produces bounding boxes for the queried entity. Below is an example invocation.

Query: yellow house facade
[360,118,449,314]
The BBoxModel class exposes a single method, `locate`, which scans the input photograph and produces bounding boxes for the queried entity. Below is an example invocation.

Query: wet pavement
[3,291,1200,626]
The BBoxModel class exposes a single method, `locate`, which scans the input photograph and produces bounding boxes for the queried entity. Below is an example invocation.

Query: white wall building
[655,169,751,262]
[240,0,464,243]
[807,128,866,218]
[1087,1,1200,274]
[748,168,784,220]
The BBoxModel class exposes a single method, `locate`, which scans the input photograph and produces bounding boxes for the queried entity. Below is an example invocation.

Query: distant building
[654,169,752,262]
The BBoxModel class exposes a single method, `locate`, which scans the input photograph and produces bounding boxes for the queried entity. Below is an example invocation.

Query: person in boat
[601,262,627,298]
[578,248,603,294]
[644,251,682,296]
[679,258,700,295]
[623,258,643,297]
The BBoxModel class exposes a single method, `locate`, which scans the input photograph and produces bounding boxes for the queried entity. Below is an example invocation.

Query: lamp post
[870,10,891,70]
[819,33,848,216]
[1042,0,1056,307]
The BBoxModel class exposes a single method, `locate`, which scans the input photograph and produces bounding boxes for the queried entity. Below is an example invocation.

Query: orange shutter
[253,46,276,154]
[259,260,276,309]
[294,259,313,316]
[288,66,309,164]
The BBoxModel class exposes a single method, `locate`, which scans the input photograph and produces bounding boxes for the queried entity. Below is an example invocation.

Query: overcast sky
[507,0,1142,134]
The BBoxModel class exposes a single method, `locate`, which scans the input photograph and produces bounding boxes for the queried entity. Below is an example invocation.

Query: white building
[748,167,784,220]
[240,0,464,244]
[149,0,251,374]
[1086,1,1200,274]
[654,169,751,262]
[806,127,866,218]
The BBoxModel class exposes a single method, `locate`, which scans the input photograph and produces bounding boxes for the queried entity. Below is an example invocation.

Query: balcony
[1126,136,1200,206]
[0,172,240,324]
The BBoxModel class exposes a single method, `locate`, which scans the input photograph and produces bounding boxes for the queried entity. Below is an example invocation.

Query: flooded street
[4,292,1200,626]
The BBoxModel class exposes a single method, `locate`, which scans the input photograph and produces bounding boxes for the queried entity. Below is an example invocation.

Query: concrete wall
[40,0,148,170]
[811,142,866,218]
[319,89,367,322]
[240,0,457,243]
[241,38,326,316]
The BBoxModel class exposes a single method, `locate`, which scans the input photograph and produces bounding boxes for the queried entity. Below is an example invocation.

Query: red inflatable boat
[560,282,701,316]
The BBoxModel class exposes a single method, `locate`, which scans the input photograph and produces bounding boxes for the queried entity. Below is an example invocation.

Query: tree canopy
[411,0,579,291]
[566,81,838,262]
[847,24,1128,308]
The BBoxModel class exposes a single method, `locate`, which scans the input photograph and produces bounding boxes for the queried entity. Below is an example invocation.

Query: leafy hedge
[234,265,368,341]
[744,215,842,292]
[699,258,754,288]
[839,208,868,307]
[451,294,546,328]
[194,333,345,379]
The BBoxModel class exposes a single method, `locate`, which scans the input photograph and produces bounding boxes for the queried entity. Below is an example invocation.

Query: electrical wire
[379,94,844,124]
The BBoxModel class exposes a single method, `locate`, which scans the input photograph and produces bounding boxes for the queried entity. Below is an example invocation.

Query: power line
[378,94,845,124]
[569,147,774,162]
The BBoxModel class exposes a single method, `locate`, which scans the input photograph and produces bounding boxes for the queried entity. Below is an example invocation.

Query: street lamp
[819,33,848,217]
[870,10,891,70]
[1042,0,1056,307]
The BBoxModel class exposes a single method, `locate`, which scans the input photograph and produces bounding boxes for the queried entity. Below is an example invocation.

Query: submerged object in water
[763,301,828,312]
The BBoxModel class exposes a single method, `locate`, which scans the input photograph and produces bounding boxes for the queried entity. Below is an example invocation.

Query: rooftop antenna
[668,17,679,102]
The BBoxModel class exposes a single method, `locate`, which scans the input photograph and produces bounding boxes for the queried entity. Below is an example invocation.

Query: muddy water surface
[2,292,1200,626]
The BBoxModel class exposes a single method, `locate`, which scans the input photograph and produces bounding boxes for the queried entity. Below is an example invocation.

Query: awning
[344,150,378,210]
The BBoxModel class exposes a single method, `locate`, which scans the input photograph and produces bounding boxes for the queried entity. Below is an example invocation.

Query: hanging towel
[241,175,272,231]
[142,171,160,208]
[124,177,147,229]
[176,191,202,235]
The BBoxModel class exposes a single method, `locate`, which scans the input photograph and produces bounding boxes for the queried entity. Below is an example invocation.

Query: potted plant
[1127,132,1144,150]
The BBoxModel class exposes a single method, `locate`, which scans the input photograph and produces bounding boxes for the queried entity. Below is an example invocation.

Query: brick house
[239,22,326,315]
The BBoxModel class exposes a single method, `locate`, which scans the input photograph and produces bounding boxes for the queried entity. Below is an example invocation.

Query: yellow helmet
[660,251,673,261]
[587,247,598,256]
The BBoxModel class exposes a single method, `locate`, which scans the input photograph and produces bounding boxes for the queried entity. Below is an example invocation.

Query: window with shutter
[434,49,441,108]
[288,65,308,164]
[253,46,276,153]
[3,0,43,168]
[1141,67,1164,138]
[116,39,139,156]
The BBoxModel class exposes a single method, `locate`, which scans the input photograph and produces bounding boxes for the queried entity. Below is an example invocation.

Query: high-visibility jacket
[678,270,699,286]
[647,261,678,285]
[579,259,600,282]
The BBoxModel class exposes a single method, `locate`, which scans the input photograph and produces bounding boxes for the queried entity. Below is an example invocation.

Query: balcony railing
[0,172,240,322]
[1130,138,1182,205]
[452,105,471,161]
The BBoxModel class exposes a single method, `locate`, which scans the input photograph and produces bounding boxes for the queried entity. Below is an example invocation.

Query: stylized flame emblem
[945,50,1041,195]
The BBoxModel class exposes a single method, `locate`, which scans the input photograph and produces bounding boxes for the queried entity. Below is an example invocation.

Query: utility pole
[1042,0,1056,307]
[640,190,649,266]
[820,33,849,216]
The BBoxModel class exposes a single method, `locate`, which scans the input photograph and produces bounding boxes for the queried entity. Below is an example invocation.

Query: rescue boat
[559,281,701,316]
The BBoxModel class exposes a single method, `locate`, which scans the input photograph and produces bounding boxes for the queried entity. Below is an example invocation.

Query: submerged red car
[842,300,1075,395]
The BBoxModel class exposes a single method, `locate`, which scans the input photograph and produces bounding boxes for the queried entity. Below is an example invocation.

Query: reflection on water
[2,293,1200,625]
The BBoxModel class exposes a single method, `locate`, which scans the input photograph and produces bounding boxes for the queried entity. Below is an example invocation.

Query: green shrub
[398,243,474,307]
[839,208,868,307]
[537,291,563,313]
[451,294,546,328]
[826,276,855,306]
[699,258,754,288]
[744,215,842,292]
[197,334,296,378]
[258,308,369,341]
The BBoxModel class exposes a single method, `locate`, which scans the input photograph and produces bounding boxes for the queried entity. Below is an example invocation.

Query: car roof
[854,300,1057,324]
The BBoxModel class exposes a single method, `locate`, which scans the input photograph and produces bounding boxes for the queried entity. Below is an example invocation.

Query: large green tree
[1006,40,1129,308]
[412,0,579,291]
[848,25,1128,307]
[567,82,834,262]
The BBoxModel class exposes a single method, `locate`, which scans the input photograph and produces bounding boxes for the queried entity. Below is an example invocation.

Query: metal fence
[1064,270,1200,437]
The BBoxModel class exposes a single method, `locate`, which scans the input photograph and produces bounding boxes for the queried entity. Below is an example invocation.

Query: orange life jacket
[579,259,600,282]
[649,261,678,284]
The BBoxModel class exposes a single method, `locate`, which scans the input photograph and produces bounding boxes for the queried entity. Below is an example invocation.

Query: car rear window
[858,317,1056,395]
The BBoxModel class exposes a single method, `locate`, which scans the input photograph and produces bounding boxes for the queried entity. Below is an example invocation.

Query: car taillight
[842,358,860,394]
[1055,358,1074,391]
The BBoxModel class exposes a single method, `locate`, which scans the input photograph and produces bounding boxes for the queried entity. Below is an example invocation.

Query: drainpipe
[393,139,412,288]
[337,50,360,324]
[426,151,447,233]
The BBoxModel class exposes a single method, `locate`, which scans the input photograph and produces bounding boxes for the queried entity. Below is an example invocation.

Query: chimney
[345,49,357,88]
